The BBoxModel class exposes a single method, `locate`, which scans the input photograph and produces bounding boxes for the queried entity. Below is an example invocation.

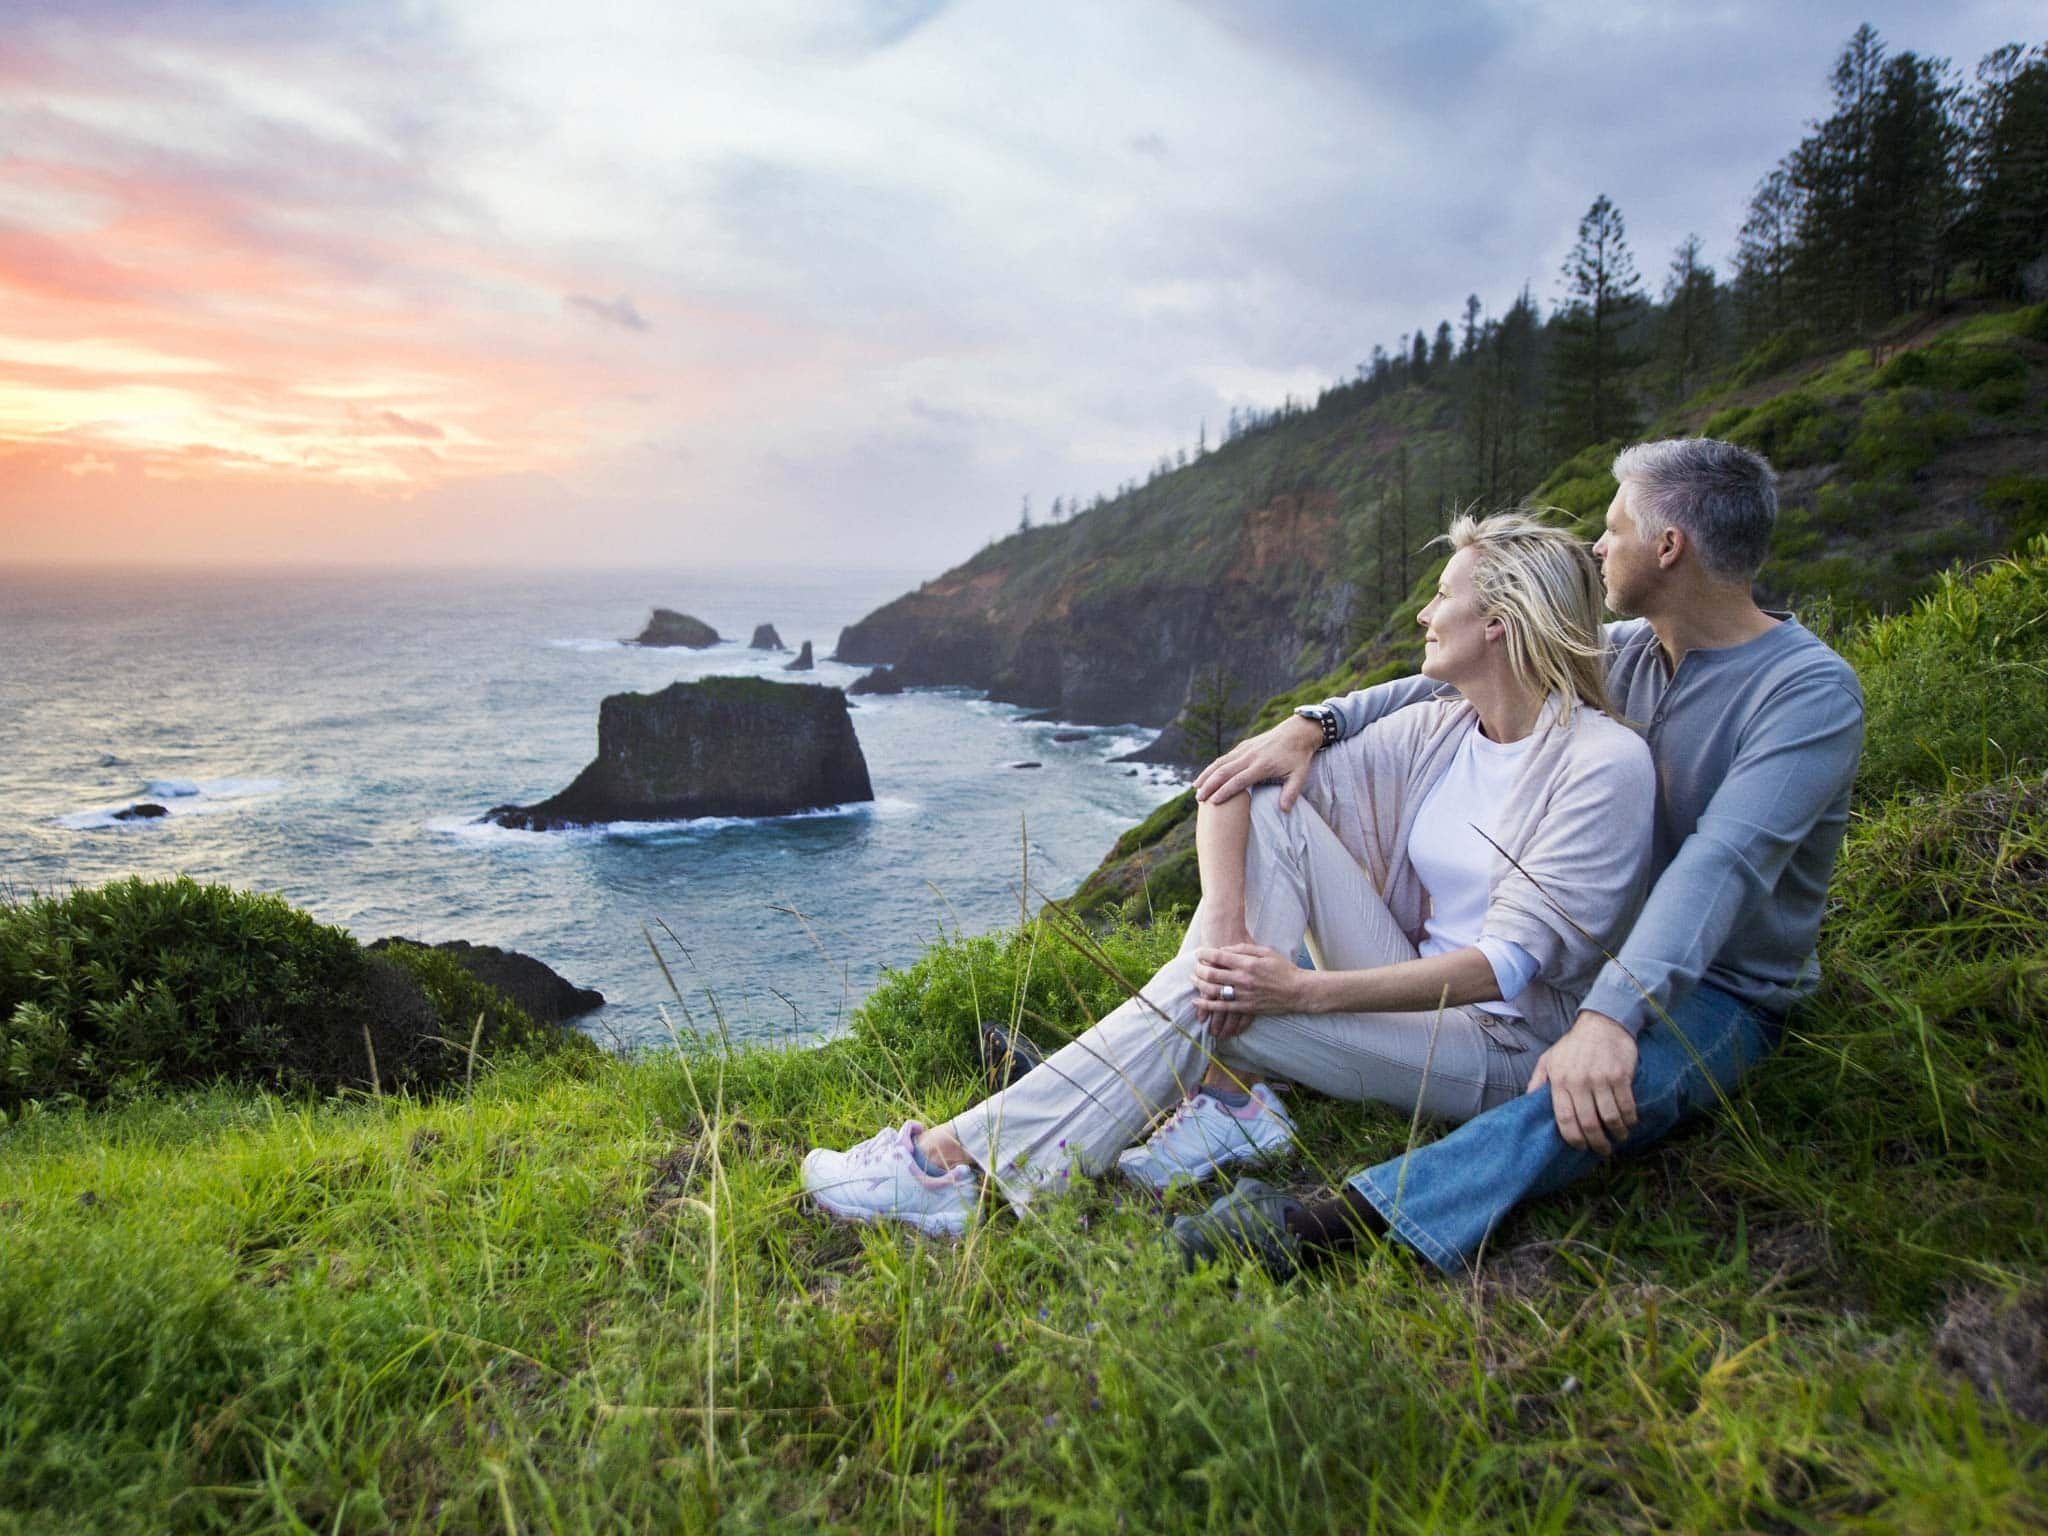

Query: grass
[4,745,2046,1530]
[8,351,2048,1529]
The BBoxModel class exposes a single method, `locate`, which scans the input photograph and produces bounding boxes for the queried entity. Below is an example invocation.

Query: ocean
[0,565,1181,1051]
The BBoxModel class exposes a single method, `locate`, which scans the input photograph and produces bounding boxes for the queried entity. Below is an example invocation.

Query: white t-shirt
[1407,718,1540,1018]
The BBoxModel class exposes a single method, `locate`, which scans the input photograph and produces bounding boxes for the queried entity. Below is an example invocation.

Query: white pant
[943,783,1544,1202]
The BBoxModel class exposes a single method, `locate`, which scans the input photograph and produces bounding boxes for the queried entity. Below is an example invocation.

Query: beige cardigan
[1307,695,1656,1043]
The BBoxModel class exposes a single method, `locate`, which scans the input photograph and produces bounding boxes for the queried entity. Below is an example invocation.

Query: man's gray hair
[1612,438,1777,582]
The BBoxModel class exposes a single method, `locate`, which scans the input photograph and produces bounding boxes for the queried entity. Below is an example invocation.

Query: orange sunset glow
[1,1,2031,569]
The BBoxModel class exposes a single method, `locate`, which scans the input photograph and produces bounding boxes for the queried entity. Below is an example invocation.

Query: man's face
[1594,482,1657,617]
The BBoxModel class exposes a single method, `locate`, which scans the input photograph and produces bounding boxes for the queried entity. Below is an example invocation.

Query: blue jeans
[1349,985,1779,1272]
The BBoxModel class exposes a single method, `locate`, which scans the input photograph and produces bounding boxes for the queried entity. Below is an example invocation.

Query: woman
[802,511,1655,1237]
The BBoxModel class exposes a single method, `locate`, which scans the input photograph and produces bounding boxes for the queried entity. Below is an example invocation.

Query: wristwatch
[1293,703,1340,749]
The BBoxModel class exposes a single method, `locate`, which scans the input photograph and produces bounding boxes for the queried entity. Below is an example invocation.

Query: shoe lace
[846,1129,900,1168]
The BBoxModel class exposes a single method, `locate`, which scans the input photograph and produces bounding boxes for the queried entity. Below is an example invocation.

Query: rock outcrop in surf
[783,640,815,671]
[627,609,719,648]
[848,666,903,695]
[366,937,605,1023]
[483,677,872,830]
[750,624,784,649]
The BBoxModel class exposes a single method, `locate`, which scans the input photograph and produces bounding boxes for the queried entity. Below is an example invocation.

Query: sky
[0,0,2036,571]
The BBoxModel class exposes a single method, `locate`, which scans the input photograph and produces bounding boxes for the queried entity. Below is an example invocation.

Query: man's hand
[1191,943,1306,1039]
[1192,714,1321,808]
[1525,1010,1639,1155]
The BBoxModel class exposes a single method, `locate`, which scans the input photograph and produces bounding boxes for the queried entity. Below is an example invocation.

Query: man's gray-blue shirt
[1324,616,1864,1036]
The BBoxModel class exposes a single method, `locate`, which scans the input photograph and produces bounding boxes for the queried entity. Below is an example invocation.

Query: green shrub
[1809,477,1912,534]
[0,878,576,1115]
[373,942,568,1064]
[1851,538,2048,798]
[1985,475,2048,544]
[1762,553,1915,616]
[1971,375,2028,415]
[1888,524,1983,572]
[1702,403,1752,437]
[1730,331,1809,387]
[1730,389,1849,467]
[1877,344,2024,392]
[1844,389,1967,477]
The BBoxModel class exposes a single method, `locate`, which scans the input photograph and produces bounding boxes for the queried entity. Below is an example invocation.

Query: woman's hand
[1192,944,1311,1038]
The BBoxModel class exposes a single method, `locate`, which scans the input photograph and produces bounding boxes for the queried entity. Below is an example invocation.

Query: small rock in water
[1051,730,1089,743]
[114,803,169,820]
[750,623,784,650]
[848,666,902,696]
[1010,761,1043,770]
[626,608,719,648]
[783,640,815,671]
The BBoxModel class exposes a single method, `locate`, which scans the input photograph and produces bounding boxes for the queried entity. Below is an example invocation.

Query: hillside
[835,388,1457,748]
[1071,300,2048,918]
[4,537,2046,1530]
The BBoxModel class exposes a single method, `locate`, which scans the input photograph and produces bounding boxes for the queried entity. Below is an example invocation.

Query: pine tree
[1431,320,1454,371]
[1181,665,1251,761]
[1551,194,1642,451]
[1959,43,2048,299]
[1659,235,1720,404]
[1734,168,1802,342]
[1868,48,1961,313]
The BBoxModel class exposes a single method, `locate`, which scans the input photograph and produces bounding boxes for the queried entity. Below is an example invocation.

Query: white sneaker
[1116,1083,1296,1191]
[801,1123,981,1236]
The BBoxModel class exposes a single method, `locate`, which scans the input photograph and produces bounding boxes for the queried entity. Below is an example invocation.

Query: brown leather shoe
[978,1019,1047,1092]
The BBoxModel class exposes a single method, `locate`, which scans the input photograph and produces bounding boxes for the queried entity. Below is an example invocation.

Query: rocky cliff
[484,677,872,829]
[835,487,1358,736]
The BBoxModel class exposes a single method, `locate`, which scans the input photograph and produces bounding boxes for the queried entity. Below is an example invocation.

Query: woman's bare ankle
[916,1125,971,1171]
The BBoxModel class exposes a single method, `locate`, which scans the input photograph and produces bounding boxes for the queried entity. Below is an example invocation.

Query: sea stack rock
[783,640,815,671]
[848,666,903,696]
[114,802,169,820]
[750,623,784,650]
[483,677,872,829]
[627,608,719,648]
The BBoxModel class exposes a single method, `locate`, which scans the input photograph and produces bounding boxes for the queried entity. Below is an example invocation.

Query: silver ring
[1220,984,1236,1001]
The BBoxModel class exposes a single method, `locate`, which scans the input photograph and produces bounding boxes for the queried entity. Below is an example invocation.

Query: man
[1180,436,1864,1273]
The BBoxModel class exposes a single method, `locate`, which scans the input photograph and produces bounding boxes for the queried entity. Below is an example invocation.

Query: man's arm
[1576,672,1864,1036]
[1531,668,1862,1155]
[1193,675,1441,807]
[1323,674,1445,742]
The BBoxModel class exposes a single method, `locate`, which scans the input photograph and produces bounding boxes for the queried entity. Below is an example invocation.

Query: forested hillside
[840,24,2048,767]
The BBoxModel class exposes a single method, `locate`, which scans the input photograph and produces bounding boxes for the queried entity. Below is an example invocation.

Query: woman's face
[1417,546,1499,687]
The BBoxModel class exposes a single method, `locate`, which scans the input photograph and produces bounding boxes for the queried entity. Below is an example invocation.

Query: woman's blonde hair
[1437,509,1612,721]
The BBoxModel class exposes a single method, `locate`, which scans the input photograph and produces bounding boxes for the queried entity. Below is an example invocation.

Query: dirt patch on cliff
[1240,493,1339,571]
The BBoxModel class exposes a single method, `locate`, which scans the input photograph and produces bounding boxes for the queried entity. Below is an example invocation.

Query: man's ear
[1656,524,1687,570]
